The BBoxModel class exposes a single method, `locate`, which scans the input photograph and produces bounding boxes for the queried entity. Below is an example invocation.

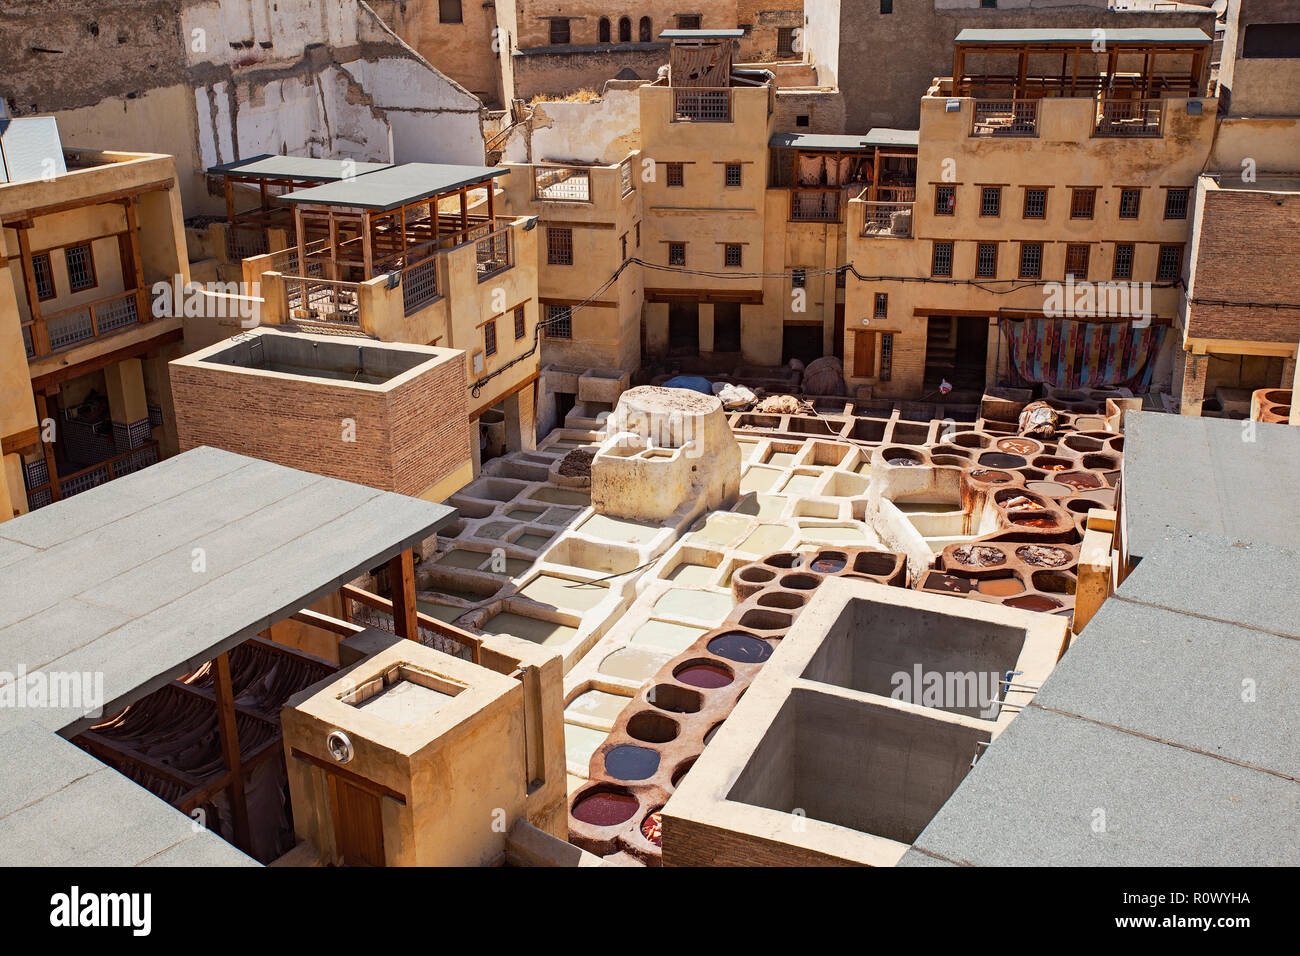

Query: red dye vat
[641,811,663,847]
[675,664,733,689]
[1005,594,1062,612]
[572,791,639,827]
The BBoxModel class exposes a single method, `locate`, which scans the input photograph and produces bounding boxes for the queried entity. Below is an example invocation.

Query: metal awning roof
[0,446,456,737]
[954,27,1212,46]
[659,29,746,40]
[279,162,509,212]
[0,116,67,185]
[864,128,920,148]
[206,153,393,182]
[769,133,871,151]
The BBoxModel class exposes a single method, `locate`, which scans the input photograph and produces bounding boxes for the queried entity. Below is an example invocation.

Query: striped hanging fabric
[1000,318,1166,390]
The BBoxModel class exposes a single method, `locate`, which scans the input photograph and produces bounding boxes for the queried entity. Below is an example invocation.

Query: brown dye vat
[969,468,1012,483]
[1012,516,1057,528]
[1004,594,1061,612]
[924,571,977,593]
[951,544,1006,567]
[978,576,1024,596]
[978,452,1026,468]
[1016,545,1071,567]
[997,437,1040,456]
[1057,472,1101,490]
[572,790,640,827]
[1026,480,1074,499]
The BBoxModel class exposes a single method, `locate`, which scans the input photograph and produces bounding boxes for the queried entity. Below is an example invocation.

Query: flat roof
[903,532,1300,867]
[659,29,746,39]
[206,153,393,182]
[280,162,510,212]
[1121,410,1300,563]
[954,27,1212,46]
[864,127,920,148]
[769,132,871,151]
[0,446,456,737]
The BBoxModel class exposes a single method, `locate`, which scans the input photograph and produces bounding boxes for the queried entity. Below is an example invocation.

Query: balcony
[970,100,1039,138]
[534,165,592,202]
[22,289,147,359]
[25,441,159,511]
[860,202,914,239]
[673,88,732,123]
[474,225,513,282]
[790,188,844,222]
[1094,99,1163,138]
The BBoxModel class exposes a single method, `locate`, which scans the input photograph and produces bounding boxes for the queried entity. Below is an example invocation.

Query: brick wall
[1187,189,1300,344]
[170,353,471,498]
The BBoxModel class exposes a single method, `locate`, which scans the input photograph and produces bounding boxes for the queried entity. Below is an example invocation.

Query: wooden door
[853,330,876,378]
[330,776,386,867]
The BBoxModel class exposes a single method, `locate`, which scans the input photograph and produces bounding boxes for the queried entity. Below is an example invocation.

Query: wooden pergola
[951,27,1212,100]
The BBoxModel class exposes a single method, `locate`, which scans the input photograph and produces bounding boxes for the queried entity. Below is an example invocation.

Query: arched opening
[639,16,652,43]
[619,17,632,42]
[598,17,611,43]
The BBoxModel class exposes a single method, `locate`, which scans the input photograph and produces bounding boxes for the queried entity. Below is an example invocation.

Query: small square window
[484,318,497,357]
[976,242,997,278]
[547,227,573,265]
[980,186,1001,217]
[545,304,572,338]
[1119,188,1141,219]
[880,0,893,12]
[777,27,797,57]
[31,253,55,301]
[981,0,997,7]
[795,114,810,128]
[666,163,684,187]
[874,293,888,318]
[635,222,641,247]
[935,184,955,216]
[1065,244,1090,279]
[1164,188,1189,220]
[932,241,953,277]
[669,242,686,266]
[1023,188,1047,219]
[1019,243,1043,279]
[676,14,701,29]
[514,305,526,340]
[724,163,742,187]
[1157,244,1183,281]
[724,243,743,267]
[65,243,96,293]
[1113,243,1134,280]
[1071,188,1096,220]
[549,19,570,45]
[791,268,807,288]
[439,0,463,23]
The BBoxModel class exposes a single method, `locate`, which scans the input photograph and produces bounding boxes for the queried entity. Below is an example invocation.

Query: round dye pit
[707,632,773,664]
[924,572,976,593]
[969,469,1012,483]
[1016,545,1071,567]
[1057,472,1102,490]
[603,744,661,782]
[950,545,1005,568]
[572,790,639,827]
[810,553,847,573]
[674,661,734,689]
[641,811,663,847]
[978,576,1024,597]
[996,438,1040,456]
[978,452,1026,468]
[1011,515,1058,528]
[1004,594,1062,612]
[886,457,921,467]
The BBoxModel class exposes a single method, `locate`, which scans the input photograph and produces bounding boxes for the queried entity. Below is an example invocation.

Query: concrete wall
[369,0,505,106]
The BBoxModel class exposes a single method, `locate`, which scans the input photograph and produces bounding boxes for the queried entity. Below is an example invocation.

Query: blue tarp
[662,376,714,394]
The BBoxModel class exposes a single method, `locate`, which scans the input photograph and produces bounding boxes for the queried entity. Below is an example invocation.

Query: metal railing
[860,201,914,238]
[673,88,731,123]
[1094,99,1163,137]
[225,224,270,262]
[475,227,512,282]
[25,440,159,510]
[971,100,1039,137]
[23,289,144,359]
[401,254,440,316]
[790,188,843,222]
[534,165,592,202]
[284,275,360,326]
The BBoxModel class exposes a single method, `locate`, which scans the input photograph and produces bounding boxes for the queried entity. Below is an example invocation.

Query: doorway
[329,775,386,866]
[713,302,742,353]
[782,322,823,365]
[925,315,988,396]
[668,302,699,357]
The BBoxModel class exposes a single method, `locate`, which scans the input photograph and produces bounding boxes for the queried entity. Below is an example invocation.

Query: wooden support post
[294,205,307,275]
[122,198,150,324]
[431,199,440,249]
[15,225,49,357]
[362,211,374,279]
[328,214,340,282]
[459,188,469,244]
[224,178,235,225]
[214,651,251,853]
[388,549,419,641]
[33,391,59,503]
[1015,50,1028,100]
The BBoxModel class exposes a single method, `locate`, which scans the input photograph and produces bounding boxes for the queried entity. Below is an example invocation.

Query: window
[668,242,686,266]
[676,15,701,30]
[879,333,893,382]
[484,319,497,357]
[619,17,631,42]
[976,242,998,278]
[1019,242,1043,279]
[874,293,888,318]
[438,0,462,23]
[1113,243,1134,280]
[598,17,611,42]
[666,163,684,187]
[545,305,572,338]
[981,0,997,6]
[640,17,652,43]
[1065,244,1090,279]
[1071,188,1096,220]
[880,0,893,12]
[621,234,628,260]
[777,27,797,57]
[549,19,570,45]
[514,305,526,340]
[547,227,573,265]
[724,243,743,267]
[792,268,806,288]
[31,253,55,301]
[65,243,96,293]
[980,186,1001,217]
[635,222,641,247]
[932,241,953,277]
[795,114,810,128]
[1242,22,1300,58]
[724,163,742,187]
[935,184,955,216]
[1157,244,1183,281]
[1119,188,1141,219]
[1164,188,1189,220]
[1023,188,1047,219]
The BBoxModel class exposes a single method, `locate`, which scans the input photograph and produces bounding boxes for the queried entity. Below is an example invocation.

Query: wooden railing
[22,288,148,359]
[971,100,1039,137]
[283,275,360,326]
[340,584,482,664]
[475,226,513,282]
[673,88,732,122]
[25,440,159,510]
[1095,99,1163,137]
[860,201,915,238]
[534,165,592,202]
